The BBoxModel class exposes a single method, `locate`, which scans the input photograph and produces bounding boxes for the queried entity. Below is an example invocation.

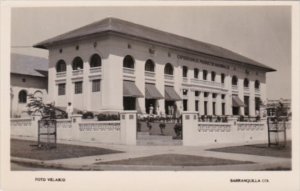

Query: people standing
[66,102,73,118]
[149,104,154,115]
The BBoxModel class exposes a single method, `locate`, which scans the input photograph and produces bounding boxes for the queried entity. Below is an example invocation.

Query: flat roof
[34,17,276,72]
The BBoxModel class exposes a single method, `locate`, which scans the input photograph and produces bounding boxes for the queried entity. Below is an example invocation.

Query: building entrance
[123,97,136,110]
[165,101,176,116]
[145,99,156,114]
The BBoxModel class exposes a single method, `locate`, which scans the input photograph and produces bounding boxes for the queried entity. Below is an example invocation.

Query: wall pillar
[216,94,222,115]
[182,111,198,146]
[102,54,123,111]
[120,111,137,145]
[238,78,245,115]
[135,59,146,113]
[249,80,256,116]
[188,89,195,111]
[70,114,82,141]
[207,93,213,115]
[199,91,205,116]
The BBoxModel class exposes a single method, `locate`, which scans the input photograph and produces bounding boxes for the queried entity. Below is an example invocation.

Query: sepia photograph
[1,1,299,191]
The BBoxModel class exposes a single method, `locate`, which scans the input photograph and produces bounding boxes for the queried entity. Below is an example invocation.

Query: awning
[232,95,245,107]
[165,86,181,101]
[145,84,164,99]
[123,81,144,97]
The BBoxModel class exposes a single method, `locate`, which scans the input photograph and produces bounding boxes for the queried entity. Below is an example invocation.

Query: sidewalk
[11,136,291,171]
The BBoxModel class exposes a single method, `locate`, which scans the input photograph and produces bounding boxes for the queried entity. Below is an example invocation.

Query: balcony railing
[255,88,260,94]
[164,74,174,81]
[123,67,135,75]
[90,66,102,73]
[232,85,238,91]
[56,72,66,78]
[244,87,250,92]
[190,78,222,88]
[182,77,188,83]
[72,69,83,76]
[145,71,155,78]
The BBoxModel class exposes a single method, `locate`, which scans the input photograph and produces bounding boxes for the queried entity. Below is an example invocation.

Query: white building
[10,53,48,117]
[34,17,275,117]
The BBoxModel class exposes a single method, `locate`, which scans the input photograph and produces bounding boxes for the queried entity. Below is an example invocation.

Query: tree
[26,94,67,120]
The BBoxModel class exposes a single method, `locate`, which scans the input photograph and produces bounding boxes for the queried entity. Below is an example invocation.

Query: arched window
[232,75,238,85]
[164,63,174,75]
[33,90,43,101]
[203,70,208,80]
[182,66,188,77]
[56,60,66,72]
[194,68,199,79]
[244,78,249,87]
[18,90,27,103]
[211,71,216,81]
[72,57,83,70]
[90,54,102,68]
[123,55,135,69]
[221,73,225,83]
[255,80,260,89]
[145,59,155,72]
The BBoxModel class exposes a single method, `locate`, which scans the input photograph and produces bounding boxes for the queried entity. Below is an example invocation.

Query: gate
[267,116,287,147]
[137,115,182,145]
[38,119,57,148]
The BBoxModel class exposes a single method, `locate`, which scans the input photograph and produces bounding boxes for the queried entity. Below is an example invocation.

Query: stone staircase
[137,132,182,145]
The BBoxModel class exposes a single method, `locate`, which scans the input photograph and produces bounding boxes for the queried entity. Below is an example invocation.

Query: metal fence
[38,119,57,148]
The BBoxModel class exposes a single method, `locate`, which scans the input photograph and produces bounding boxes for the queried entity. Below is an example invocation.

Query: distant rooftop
[34,17,276,72]
[11,53,48,77]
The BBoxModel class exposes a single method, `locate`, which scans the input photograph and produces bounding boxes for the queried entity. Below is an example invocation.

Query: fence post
[70,114,82,141]
[120,111,137,145]
[182,111,198,146]
[31,114,42,138]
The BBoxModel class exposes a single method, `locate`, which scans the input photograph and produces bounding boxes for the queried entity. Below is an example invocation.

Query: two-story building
[33,17,275,117]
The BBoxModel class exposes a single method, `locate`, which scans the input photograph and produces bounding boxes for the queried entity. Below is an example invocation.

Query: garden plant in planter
[159,122,166,135]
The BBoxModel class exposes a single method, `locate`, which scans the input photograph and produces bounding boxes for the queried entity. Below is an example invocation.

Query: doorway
[123,97,136,110]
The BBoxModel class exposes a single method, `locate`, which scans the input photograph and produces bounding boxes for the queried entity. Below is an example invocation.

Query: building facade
[34,18,275,117]
[11,53,48,117]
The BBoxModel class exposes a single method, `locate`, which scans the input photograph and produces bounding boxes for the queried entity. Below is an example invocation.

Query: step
[137,132,150,136]
[137,139,182,146]
[137,134,173,141]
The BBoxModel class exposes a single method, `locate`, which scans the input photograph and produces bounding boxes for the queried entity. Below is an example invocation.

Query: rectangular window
[92,79,101,92]
[204,101,208,115]
[212,102,216,115]
[183,99,188,111]
[222,103,226,115]
[74,81,83,94]
[195,100,199,111]
[58,83,66,96]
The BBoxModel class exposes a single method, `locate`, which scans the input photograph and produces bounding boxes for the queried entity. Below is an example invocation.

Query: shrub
[174,123,182,138]
[159,123,166,135]
[97,113,120,121]
[82,112,94,119]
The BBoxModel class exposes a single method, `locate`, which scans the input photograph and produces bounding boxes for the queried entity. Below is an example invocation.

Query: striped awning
[123,81,143,97]
[145,83,164,99]
[165,86,181,101]
[232,95,245,107]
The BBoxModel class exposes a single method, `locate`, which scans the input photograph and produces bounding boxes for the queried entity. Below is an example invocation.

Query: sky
[11,6,291,100]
